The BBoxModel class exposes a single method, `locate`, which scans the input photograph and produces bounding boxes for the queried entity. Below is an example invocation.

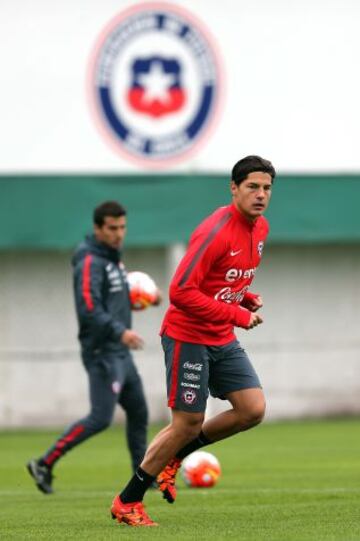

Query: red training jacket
[160,203,269,345]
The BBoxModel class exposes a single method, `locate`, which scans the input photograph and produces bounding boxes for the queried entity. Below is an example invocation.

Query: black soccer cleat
[26,459,54,494]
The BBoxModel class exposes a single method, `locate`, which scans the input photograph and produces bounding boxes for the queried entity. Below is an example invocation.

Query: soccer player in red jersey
[110,155,276,526]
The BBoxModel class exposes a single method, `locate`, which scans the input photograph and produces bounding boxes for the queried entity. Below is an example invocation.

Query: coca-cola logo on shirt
[214,285,249,304]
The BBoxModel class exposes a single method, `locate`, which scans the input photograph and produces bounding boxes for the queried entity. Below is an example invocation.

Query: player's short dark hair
[93,201,127,227]
[231,155,276,185]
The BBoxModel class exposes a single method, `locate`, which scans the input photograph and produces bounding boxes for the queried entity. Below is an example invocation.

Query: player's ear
[93,223,104,238]
[230,181,237,195]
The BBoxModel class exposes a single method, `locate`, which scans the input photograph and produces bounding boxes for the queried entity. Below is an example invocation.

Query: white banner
[0,0,359,172]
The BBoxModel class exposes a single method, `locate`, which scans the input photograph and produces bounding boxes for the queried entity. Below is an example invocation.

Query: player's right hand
[245,313,263,330]
[121,329,144,350]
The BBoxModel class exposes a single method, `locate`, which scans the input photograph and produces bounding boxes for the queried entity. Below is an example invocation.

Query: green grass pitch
[1,419,360,540]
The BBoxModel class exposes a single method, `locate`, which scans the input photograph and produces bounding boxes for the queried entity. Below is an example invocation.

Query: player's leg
[141,409,204,475]
[201,387,265,441]
[151,335,211,503]
[41,361,120,464]
[27,356,119,493]
[111,408,204,526]
[159,340,264,481]
[161,388,264,468]
[153,388,264,505]
[202,339,265,441]
[110,336,208,525]
[117,356,148,473]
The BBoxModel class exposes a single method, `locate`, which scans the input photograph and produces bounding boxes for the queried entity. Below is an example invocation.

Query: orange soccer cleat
[110,495,158,527]
[157,458,182,503]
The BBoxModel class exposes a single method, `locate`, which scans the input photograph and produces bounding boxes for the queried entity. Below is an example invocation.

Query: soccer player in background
[110,155,276,526]
[27,201,160,494]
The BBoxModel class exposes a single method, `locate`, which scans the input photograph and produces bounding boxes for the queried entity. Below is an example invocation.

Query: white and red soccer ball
[127,271,158,310]
[181,451,221,488]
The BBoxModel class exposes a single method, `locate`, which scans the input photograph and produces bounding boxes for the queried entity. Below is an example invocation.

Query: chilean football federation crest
[182,389,197,405]
[89,3,222,167]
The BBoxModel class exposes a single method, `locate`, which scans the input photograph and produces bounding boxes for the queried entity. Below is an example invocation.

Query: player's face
[94,215,127,249]
[231,172,273,221]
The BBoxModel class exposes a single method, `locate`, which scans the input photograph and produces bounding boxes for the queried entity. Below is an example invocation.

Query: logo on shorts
[181,389,197,405]
[183,362,203,372]
[184,372,200,382]
[181,382,200,389]
[257,241,264,256]
[89,2,222,167]
[111,381,121,394]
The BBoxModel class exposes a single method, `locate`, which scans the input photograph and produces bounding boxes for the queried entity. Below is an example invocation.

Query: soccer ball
[181,451,221,488]
[127,271,158,310]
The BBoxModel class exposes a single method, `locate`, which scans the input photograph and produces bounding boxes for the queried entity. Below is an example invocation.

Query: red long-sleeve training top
[160,202,269,345]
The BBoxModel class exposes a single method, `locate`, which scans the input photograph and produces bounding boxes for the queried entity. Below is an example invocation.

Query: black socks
[120,467,156,503]
[120,431,212,503]
[176,430,212,460]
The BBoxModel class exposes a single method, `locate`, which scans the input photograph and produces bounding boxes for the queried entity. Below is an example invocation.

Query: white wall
[0,244,359,427]
[0,0,359,172]
[227,245,360,419]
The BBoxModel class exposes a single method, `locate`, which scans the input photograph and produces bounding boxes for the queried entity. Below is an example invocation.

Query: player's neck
[231,202,258,225]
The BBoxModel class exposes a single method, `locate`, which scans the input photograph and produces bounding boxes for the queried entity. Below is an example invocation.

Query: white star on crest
[138,62,175,104]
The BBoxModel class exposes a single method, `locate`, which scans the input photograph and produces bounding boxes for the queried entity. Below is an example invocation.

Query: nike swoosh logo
[136,472,144,482]
[230,249,242,256]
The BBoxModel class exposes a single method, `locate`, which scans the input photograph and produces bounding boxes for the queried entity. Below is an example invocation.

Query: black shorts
[161,334,261,413]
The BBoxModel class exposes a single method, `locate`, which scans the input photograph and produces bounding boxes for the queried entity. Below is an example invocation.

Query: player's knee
[174,413,204,441]
[243,399,266,427]
[97,420,112,432]
[89,414,112,432]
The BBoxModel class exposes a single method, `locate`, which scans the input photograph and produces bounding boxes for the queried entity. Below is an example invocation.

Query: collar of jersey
[230,203,257,230]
